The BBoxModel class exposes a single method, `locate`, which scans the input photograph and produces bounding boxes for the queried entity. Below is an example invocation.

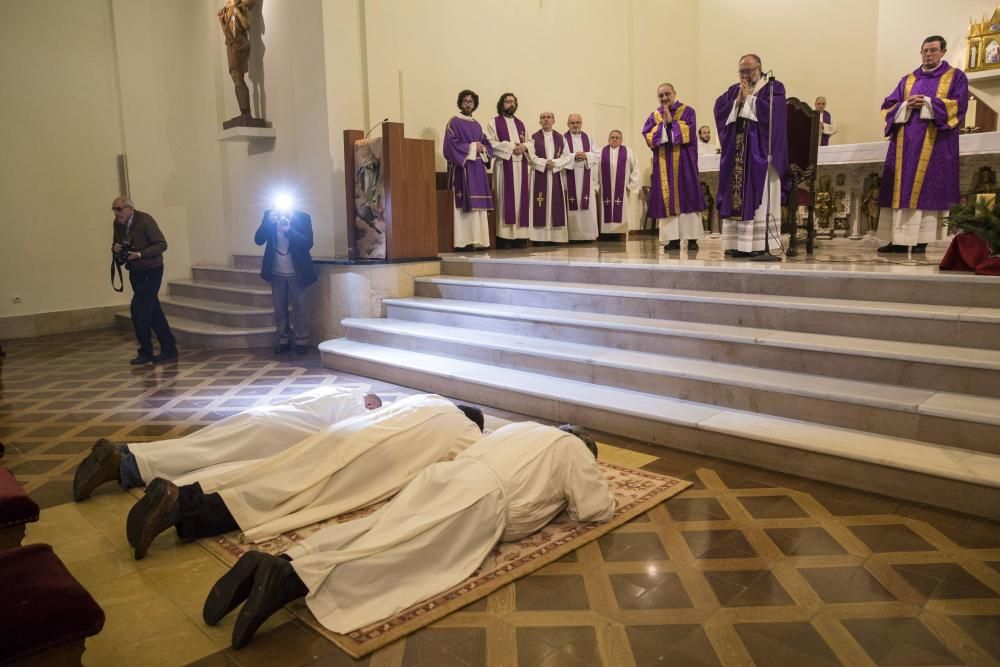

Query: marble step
[159,295,274,329]
[114,312,274,349]
[319,338,1000,520]
[414,275,1000,349]
[342,317,1000,455]
[384,297,1000,397]
[168,279,272,308]
[191,266,264,287]
[233,254,263,271]
[439,255,1000,308]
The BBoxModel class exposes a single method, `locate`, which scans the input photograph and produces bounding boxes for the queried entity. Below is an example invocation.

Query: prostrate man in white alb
[563,113,599,242]
[124,394,485,560]
[203,422,616,649]
[528,111,573,244]
[597,130,640,236]
[486,93,531,248]
[72,386,382,502]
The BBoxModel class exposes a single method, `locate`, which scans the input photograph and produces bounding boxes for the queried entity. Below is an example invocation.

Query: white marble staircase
[115,255,274,349]
[321,255,1000,519]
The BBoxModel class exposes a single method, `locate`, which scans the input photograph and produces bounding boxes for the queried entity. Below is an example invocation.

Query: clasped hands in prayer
[905,94,928,110]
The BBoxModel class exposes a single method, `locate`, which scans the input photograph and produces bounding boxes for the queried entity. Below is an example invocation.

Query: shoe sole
[127,478,178,559]
[72,439,115,502]
[204,551,263,626]
[232,559,292,649]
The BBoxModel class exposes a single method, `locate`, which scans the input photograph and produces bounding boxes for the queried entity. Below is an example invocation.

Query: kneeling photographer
[254,196,316,355]
[111,196,177,366]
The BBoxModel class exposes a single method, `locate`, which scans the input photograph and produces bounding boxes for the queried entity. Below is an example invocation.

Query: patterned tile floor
[2,330,1000,666]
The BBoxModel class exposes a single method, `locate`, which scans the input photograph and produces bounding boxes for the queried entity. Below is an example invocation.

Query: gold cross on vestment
[536,192,545,207]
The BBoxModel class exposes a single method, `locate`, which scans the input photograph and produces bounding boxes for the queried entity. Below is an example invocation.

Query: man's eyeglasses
[737,67,759,76]
[111,206,131,212]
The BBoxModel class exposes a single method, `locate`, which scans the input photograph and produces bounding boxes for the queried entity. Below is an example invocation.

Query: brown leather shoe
[127,478,180,560]
[73,439,122,501]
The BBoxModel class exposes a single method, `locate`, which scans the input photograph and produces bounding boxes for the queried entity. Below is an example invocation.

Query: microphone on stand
[365,117,390,138]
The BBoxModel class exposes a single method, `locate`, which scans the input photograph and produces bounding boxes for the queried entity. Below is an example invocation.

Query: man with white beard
[528,111,573,244]
[202,422,615,649]
[563,113,599,241]
[72,386,381,501]
[124,394,485,560]
[598,130,640,236]
[486,93,531,248]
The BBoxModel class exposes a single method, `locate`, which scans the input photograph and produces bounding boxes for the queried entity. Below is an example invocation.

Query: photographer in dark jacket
[254,207,317,354]
[111,196,177,366]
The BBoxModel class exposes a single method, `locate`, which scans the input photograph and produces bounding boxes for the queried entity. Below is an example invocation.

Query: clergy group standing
[876,35,968,254]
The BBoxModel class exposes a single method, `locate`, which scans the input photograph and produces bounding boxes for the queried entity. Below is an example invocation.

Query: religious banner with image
[353,138,386,259]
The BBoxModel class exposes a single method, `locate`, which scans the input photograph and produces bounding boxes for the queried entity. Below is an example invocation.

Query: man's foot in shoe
[663,240,680,251]
[204,551,265,625]
[273,343,291,354]
[912,243,927,254]
[687,240,699,250]
[232,554,309,649]
[73,439,122,501]
[295,344,308,355]
[728,250,752,258]
[130,354,155,365]
[877,243,906,253]
[154,351,179,364]
[724,249,736,257]
[126,478,180,560]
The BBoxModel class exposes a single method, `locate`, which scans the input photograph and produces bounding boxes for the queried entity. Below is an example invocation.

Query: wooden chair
[785,97,820,255]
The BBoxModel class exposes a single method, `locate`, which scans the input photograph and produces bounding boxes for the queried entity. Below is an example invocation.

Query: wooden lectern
[343,122,438,260]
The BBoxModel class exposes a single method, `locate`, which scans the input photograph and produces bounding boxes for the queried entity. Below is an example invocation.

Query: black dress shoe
[273,343,291,354]
[154,351,179,364]
[912,243,927,254]
[724,249,736,257]
[127,478,180,560]
[663,240,681,251]
[73,439,122,502]
[130,354,155,365]
[687,240,699,250]
[295,344,308,355]
[232,554,309,649]
[204,551,265,625]
[877,243,907,253]
[728,250,752,258]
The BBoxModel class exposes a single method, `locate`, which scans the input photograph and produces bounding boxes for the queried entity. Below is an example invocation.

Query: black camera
[114,241,132,265]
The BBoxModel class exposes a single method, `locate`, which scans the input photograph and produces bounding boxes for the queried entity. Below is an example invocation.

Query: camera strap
[111,259,125,292]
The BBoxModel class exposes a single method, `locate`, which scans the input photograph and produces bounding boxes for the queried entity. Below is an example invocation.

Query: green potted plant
[948,192,1000,256]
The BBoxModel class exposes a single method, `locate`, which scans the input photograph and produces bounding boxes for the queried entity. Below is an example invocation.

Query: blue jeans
[119,445,145,489]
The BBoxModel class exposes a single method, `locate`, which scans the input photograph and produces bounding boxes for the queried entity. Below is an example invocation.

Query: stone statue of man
[217,0,257,126]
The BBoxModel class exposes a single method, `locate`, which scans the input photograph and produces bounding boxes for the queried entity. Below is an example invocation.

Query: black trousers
[129,266,176,358]
[176,483,239,540]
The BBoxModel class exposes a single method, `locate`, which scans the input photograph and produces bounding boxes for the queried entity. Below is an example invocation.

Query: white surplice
[528,130,573,243]
[597,144,641,233]
[130,386,368,487]
[486,116,530,240]
[197,394,483,543]
[285,422,616,633]
[564,131,600,241]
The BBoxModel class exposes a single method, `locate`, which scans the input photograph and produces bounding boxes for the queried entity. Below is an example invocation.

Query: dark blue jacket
[254,209,317,287]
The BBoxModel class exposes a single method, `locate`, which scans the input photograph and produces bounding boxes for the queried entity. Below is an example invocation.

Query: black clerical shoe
[728,250,753,259]
[231,554,309,649]
[204,551,265,626]
[687,240,699,250]
[154,351,179,364]
[127,478,180,560]
[130,354,155,365]
[877,243,907,253]
[295,344,308,355]
[72,439,122,502]
[724,249,737,257]
[912,243,928,254]
[273,343,291,354]
[663,240,681,251]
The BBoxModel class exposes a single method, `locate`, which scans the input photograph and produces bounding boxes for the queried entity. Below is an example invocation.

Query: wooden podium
[343,122,438,260]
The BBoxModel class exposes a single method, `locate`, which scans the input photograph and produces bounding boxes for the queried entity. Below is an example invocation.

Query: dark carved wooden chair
[785,97,820,255]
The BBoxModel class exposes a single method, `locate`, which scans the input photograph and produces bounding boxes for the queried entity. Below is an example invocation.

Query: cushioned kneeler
[0,544,105,665]
[0,467,39,549]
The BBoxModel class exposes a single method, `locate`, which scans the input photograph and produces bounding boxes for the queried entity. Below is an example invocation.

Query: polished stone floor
[2,330,1000,666]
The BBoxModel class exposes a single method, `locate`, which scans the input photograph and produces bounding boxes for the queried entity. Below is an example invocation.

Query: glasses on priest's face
[737,67,759,77]
[112,206,131,213]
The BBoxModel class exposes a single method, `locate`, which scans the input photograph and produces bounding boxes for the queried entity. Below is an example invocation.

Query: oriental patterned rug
[198,461,689,658]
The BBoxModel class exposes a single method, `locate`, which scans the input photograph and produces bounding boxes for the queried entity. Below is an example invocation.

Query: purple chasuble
[600,146,629,223]
[563,131,592,211]
[713,77,790,222]
[820,110,832,146]
[493,115,530,228]
[531,130,567,228]
[877,61,968,211]
[641,102,705,219]
[443,116,494,212]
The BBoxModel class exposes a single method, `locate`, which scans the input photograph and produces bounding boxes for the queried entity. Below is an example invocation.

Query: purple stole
[493,115,530,228]
[532,131,566,228]
[820,110,831,146]
[600,146,628,223]
[563,132,591,211]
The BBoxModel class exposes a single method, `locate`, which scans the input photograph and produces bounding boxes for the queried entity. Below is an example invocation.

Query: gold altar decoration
[967,4,1000,71]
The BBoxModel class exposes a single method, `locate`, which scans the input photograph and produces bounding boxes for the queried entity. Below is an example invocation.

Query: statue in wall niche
[218,0,266,129]
[860,172,882,235]
[700,181,714,232]
[814,174,834,237]
[973,165,997,193]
